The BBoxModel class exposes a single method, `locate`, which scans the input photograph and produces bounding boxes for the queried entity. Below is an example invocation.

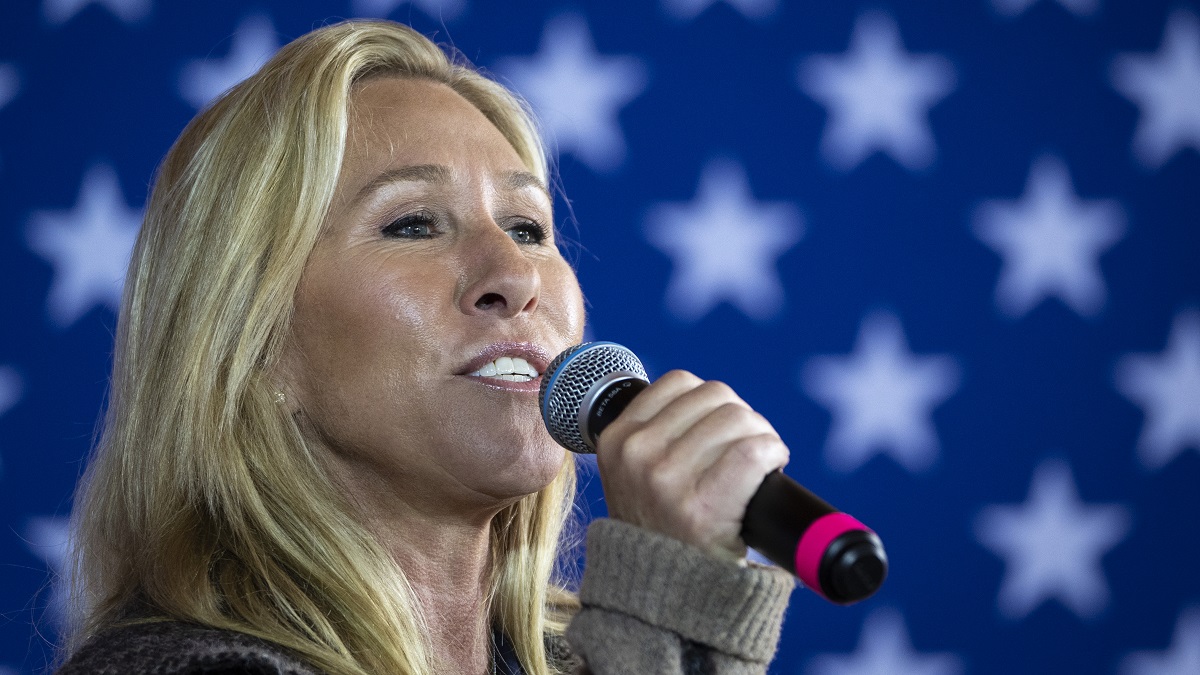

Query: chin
[483,437,568,498]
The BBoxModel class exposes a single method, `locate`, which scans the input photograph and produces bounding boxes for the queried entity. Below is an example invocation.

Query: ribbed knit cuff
[579,518,794,663]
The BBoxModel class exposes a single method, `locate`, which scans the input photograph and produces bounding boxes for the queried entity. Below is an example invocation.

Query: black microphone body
[540,342,887,605]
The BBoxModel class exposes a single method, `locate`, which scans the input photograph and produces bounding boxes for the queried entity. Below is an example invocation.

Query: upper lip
[458,341,553,377]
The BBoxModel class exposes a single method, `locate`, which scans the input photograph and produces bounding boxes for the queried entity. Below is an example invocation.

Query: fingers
[649,431,789,557]
[696,432,790,512]
[597,371,748,462]
[668,402,777,474]
[602,369,706,430]
[592,369,791,559]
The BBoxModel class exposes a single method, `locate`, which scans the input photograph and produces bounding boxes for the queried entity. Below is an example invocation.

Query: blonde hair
[64,20,577,675]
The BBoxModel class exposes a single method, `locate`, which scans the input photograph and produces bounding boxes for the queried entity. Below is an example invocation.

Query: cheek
[545,259,586,341]
[286,256,435,404]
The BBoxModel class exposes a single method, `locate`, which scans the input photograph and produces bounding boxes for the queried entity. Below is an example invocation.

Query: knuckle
[646,459,681,493]
[659,369,704,388]
[713,401,752,424]
[732,434,787,469]
[709,403,771,435]
[733,436,769,464]
[621,427,660,462]
[748,409,770,428]
[698,380,738,401]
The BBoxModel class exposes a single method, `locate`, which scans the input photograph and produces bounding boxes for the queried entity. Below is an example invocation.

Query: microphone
[539,341,887,605]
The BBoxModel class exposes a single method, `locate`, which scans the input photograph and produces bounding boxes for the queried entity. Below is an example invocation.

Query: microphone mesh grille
[539,342,647,454]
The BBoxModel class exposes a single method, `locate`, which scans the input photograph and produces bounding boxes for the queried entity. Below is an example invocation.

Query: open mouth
[468,355,540,382]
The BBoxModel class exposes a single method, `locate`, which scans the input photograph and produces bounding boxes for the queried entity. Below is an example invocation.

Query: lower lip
[460,374,543,393]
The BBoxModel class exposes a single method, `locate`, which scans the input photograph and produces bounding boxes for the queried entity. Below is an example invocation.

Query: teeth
[470,356,539,380]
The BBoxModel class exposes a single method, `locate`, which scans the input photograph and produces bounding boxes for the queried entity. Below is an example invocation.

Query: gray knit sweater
[56,519,795,674]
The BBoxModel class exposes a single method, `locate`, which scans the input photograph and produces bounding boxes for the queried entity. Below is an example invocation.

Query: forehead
[340,77,527,188]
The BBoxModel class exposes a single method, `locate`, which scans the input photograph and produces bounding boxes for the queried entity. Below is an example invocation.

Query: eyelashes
[381,211,437,239]
[380,210,549,245]
[507,220,549,245]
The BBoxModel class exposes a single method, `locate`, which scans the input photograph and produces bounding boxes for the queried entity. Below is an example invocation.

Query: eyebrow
[501,170,551,199]
[355,164,451,202]
[355,164,551,203]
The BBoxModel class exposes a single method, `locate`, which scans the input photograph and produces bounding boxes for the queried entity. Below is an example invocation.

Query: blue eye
[382,212,437,238]
[508,221,548,245]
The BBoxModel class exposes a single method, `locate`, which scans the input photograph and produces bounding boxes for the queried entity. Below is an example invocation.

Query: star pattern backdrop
[1,0,1199,673]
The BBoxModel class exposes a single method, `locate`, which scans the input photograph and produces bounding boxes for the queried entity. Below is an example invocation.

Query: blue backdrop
[2,1,1199,673]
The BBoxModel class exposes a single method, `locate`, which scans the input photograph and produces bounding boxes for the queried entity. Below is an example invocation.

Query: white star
[797,11,956,172]
[496,13,647,173]
[643,159,802,322]
[350,0,465,21]
[975,459,1130,620]
[43,0,150,24]
[802,312,960,473]
[1122,607,1200,675]
[0,366,22,478]
[1115,310,1200,470]
[27,164,142,327]
[807,608,963,675]
[990,0,1099,18]
[973,156,1124,318]
[0,64,16,170]
[0,366,19,418]
[0,63,18,112]
[179,14,279,110]
[1111,10,1200,170]
[661,0,778,21]
[25,516,73,623]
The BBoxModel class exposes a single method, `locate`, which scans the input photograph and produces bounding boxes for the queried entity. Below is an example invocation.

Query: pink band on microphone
[794,512,870,599]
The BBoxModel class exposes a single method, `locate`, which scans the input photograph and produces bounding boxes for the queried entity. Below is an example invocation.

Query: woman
[57,19,793,675]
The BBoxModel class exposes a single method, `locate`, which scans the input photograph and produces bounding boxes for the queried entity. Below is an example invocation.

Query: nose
[458,225,541,319]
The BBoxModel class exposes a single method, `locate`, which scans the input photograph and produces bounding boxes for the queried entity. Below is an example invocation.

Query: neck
[324,455,515,674]
[392,519,495,674]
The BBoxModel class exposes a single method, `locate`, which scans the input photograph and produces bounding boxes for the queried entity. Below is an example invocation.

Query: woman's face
[281,77,585,513]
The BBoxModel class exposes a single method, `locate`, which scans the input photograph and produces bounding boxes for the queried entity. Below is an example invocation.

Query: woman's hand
[594,370,790,561]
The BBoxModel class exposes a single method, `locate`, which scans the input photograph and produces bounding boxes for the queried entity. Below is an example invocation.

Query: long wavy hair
[63,19,578,675]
